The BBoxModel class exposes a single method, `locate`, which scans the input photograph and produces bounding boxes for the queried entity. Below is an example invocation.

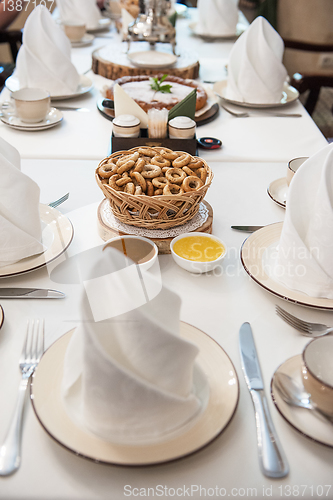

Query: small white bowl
[103,235,158,271]
[112,114,140,138]
[170,232,226,274]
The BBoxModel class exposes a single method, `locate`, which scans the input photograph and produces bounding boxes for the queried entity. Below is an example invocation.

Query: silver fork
[275,305,333,337]
[0,319,44,476]
[220,102,302,118]
[48,192,69,208]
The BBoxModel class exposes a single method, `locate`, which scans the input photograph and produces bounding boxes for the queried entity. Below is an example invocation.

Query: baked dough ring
[163,184,184,195]
[182,176,204,192]
[124,182,135,195]
[109,174,124,191]
[173,153,191,168]
[160,149,179,161]
[151,156,171,168]
[117,159,135,175]
[152,176,169,189]
[197,167,207,183]
[153,188,163,196]
[165,167,187,185]
[138,147,156,157]
[141,164,162,178]
[98,162,118,178]
[131,171,147,192]
[188,159,204,169]
[146,180,154,197]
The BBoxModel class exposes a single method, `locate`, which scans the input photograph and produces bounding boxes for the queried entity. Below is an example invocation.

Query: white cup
[63,22,86,42]
[168,116,196,139]
[286,156,308,186]
[11,88,51,123]
[113,114,140,138]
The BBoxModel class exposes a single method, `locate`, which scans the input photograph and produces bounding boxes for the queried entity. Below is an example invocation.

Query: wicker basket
[95,146,213,230]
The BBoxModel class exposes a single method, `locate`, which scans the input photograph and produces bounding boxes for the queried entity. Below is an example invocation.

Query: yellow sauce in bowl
[173,236,225,262]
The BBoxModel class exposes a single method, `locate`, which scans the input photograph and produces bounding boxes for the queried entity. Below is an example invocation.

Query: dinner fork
[0,319,44,476]
[275,305,333,337]
[48,192,69,208]
[220,102,302,118]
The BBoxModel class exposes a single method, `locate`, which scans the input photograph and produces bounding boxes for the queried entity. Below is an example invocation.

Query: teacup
[112,114,140,138]
[168,116,196,139]
[63,22,86,42]
[11,88,51,123]
[301,336,333,416]
[286,157,308,186]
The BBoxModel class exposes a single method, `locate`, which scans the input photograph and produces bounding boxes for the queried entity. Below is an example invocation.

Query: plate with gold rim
[271,355,333,448]
[0,204,73,279]
[240,222,333,310]
[31,323,239,466]
[213,80,299,109]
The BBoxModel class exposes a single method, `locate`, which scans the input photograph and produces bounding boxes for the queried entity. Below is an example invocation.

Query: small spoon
[274,372,333,424]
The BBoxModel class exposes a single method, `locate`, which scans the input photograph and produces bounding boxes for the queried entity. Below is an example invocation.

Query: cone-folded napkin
[273,143,333,299]
[56,0,102,30]
[62,245,204,443]
[196,0,238,37]
[0,138,43,268]
[226,16,287,104]
[14,5,80,96]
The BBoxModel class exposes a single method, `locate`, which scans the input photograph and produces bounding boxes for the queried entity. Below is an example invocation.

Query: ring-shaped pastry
[160,149,179,161]
[98,162,118,178]
[141,164,162,179]
[138,147,157,157]
[109,174,124,191]
[172,153,191,168]
[163,184,184,195]
[152,176,169,189]
[188,159,204,169]
[182,175,204,192]
[165,167,187,185]
[146,180,154,196]
[153,188,163,196]
[197,167,207,183]
[151,156,171,168]
[131,171,147,192]
[124,182,135,195]
[117,160,135,175]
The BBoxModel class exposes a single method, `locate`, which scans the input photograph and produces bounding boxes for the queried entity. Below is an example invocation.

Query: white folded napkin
[196,0,239,36]
[62,246,204,443]
[0,138,44,268]
[114,83,148,128]
[226,16,287,104]
[56,0,102,30]
[14,5,80,96]
[273,143,333,299]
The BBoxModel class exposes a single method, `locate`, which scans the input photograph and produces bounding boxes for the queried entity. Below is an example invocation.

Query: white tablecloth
[0,158,332,499]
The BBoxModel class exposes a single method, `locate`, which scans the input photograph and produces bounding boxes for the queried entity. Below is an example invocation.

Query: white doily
[100,200,210,239]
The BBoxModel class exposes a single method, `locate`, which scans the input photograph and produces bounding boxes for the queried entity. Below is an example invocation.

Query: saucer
[0,305,3,329]
[271,355,333,448]
[71,33,94,47]
[267,177,287,208]
[127,51,177,69]
[31,323,239,466]
[86,17,111,33]
[1,108,63,131]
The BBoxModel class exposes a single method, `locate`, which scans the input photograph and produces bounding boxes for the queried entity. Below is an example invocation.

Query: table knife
[231,225,264,232]
[0,288,65,299]
[239,322,289,478]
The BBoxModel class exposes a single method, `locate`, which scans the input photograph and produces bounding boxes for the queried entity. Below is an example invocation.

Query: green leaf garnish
[149,75,172,94]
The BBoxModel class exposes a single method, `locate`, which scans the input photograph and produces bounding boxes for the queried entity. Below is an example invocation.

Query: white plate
[5,74,93,101]
[1,108,63,131]
[86,17,112,33]
[71,33,95,48]
[31,323,239,466]
[213,80,299,108]
[189,12,247,39]
[0,305,3,329]
[0,204,73,279]
[271,355,333,448]
[127,51,177,69]
[241,222,333,310]
[267,177,287,208]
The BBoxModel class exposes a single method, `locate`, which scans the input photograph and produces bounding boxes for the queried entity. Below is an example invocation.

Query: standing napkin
[226,16,287,104]
[14,5,80,96]
[56,0,102,30]
[0,138,44,268]
[273,143,333,299]
[62,246,204,443]
[196,0,239,37]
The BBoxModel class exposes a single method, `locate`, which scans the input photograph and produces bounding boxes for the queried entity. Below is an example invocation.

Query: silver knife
[231,225,264,232]
[239,322,289,478]
[0,288,65,299]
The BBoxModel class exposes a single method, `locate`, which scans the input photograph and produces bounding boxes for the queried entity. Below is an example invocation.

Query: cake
[106,75,208,112]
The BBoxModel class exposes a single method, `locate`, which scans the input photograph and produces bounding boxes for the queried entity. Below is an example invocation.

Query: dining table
[0,7,332,500]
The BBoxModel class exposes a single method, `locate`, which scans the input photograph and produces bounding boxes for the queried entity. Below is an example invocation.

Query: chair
[0,29,22,90]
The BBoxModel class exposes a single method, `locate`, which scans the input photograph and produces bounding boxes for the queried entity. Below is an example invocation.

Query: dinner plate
[31,323,239,466]
[127,51,177,69]
[189,12,247,39]
[5,75,93,101]
[0,204,73,279]
[267,178,287,208]
[86,17,112,33]
[241,222,333,310]
[1,108,63,131]
[271,355,333,448]
[71,34,95,48]
[213,80,299,108]
[0,305,4,330]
